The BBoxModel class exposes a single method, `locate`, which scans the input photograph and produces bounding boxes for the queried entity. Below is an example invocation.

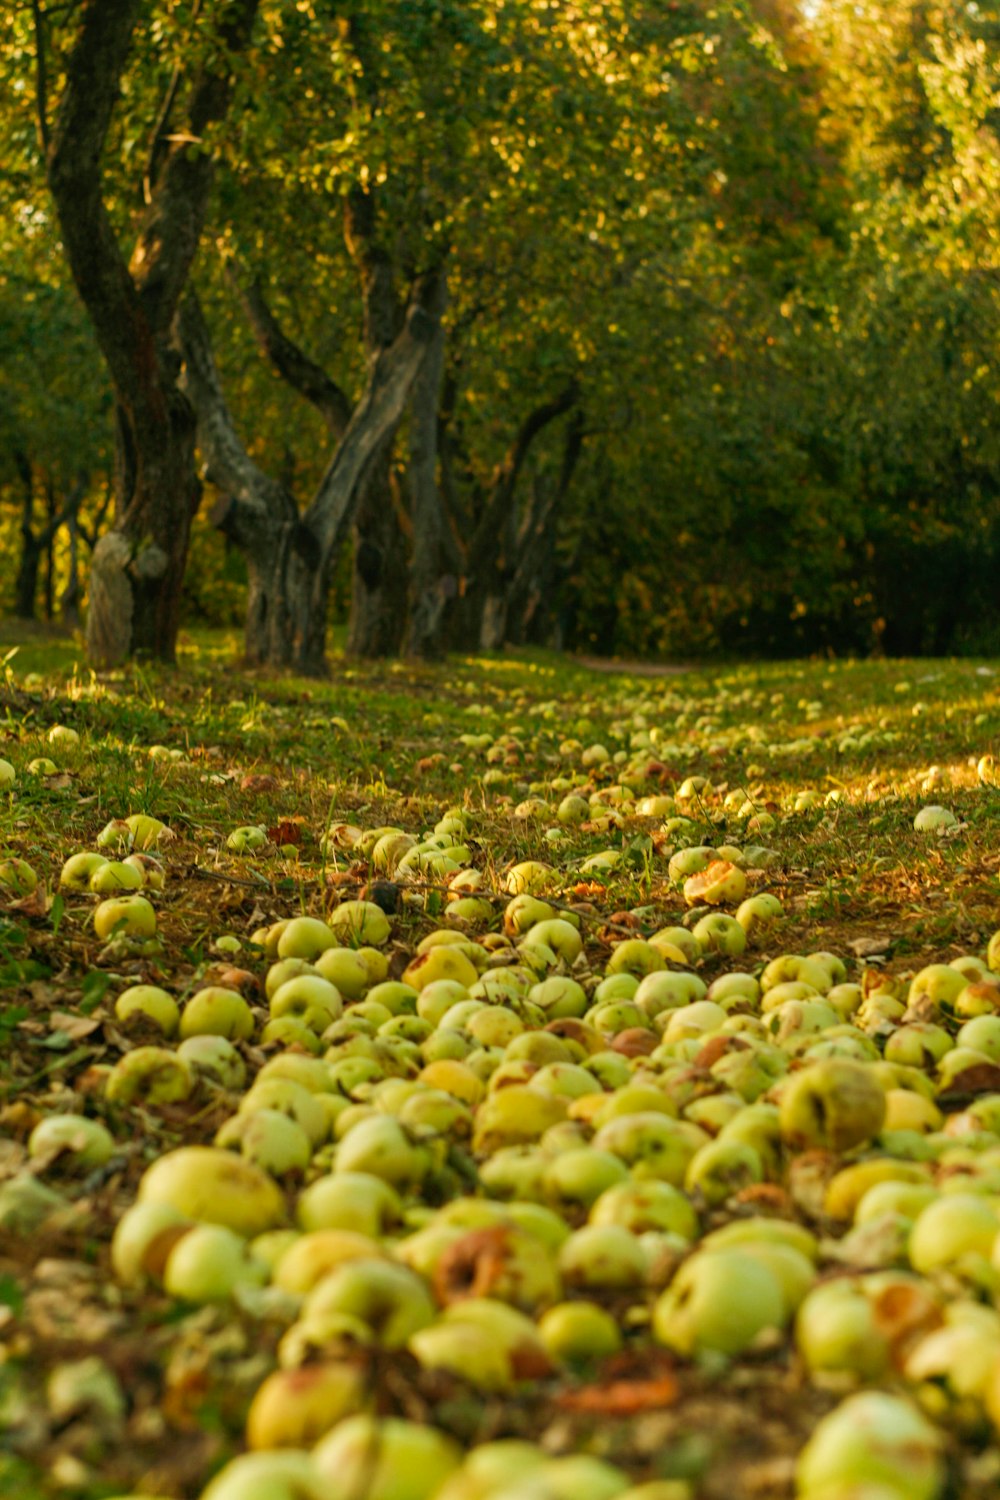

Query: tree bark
[60,514,82,631]
[13,454,88,622]
[40,0,259,668]
[179,267,446,674]
[506,411,585,647]
[342,185,409,658]
[346,441,408,657]
[453,382,579,651]
[13,452,40,620]
[403,301,454,659]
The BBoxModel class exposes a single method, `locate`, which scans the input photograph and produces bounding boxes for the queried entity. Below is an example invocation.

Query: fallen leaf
[555,1373,680,1415]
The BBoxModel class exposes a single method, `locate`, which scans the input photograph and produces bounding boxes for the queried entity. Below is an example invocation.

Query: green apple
[315,947,372,999]
[402,945,479,992]
[90,859,144,894]
[434,1222,562,1308]
[558,1223,647,1290]
[543,1148,630,1210]
[163,1222,269,1302]
[272,1229,383,1295]
[305,1258,435,1347]
[312,1415,462,1500]
[779,1059,886,1152]
[0,857,38,895]
[503,861,555,895]
[179,986,254,1041]
[270,974,343,1033]
[473,1086,568,1153]
[913,804,958,833]
[297,1171,402,1237]
[987,928,1000,973]
[60,852,110,889]
[907,963,968,1014]
[177,1034,246,1090]
[276,916,337,959]
[692,913,747,957]
[47,725,79,748]
[93,894,157,941]
[217,1108,313,1175]
[909,1192,1000,1275]
[591,1114,696,1186]
[138,1146,286,1235]
[336,1115,423,1189]
[111,1201,190,1286]
[606,939,666,978]
[328,899,391,946]
[538,1300,622,1363]
[590,1179,698,1240]
[653,1248,785,1357]
[410,1299,553,1391]
[522,918,584,963]
[682,859,747,906]
[105,1046,196,1105]
[246,1361,370,1450]
[241,1079,327,1145]
[735,893,784,935]
[684,1139,763,1205]
[200,1452,325,1500]
[227,824,269,853]
[796,1391,944,1500]
[125,813,175,849]
[634,972,708,1019]
[123,852,165,890]
[505,1455,632,1500]
[668,846,717,882]
[433,1441,547,1500]
[96,818,134,852]
[28,1113,115,1170]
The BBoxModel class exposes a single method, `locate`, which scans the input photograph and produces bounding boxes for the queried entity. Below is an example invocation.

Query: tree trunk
[403,304,453,659]
[238,516,327,674]
[179,267,446,674]
[346,443,408,657]
[506,412,584,648]
[454,383,579,651]
[60,514,82,630]
[38,0,259,668]
[14,452,41,620]
[86,389,201,665]
[43,476,57,621]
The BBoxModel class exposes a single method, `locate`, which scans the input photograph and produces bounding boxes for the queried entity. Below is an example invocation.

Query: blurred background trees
[2,0,999,665]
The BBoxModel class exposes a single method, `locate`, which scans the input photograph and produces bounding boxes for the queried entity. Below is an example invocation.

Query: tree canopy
[1,0,999,661]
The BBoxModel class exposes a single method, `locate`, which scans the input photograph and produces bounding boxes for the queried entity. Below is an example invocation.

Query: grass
[0,626,999,1496]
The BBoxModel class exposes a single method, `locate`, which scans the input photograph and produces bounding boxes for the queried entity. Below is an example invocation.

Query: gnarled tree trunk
[179,267,446,675]
[346,442,408,657]
[451,381,580,651]
[403,304,454,659]
[38,0,259,667]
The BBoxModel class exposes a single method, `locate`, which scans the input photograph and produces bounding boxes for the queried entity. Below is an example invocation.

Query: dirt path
[573,655,692,677]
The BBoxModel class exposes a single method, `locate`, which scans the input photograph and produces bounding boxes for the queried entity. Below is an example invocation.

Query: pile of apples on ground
[2,739,1000,1500]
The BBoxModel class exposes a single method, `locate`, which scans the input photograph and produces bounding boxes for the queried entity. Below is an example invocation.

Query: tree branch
[470,380,580,565]
[128,0,260,334]
[176,291,296,532]
[344,184,400,353]
[45,0,149,401]
[226,262,352,437]
[36,473,89,550]
[305,265,446,561]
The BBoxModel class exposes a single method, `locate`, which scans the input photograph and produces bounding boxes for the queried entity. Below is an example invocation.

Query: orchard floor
[1,630,999,1499]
